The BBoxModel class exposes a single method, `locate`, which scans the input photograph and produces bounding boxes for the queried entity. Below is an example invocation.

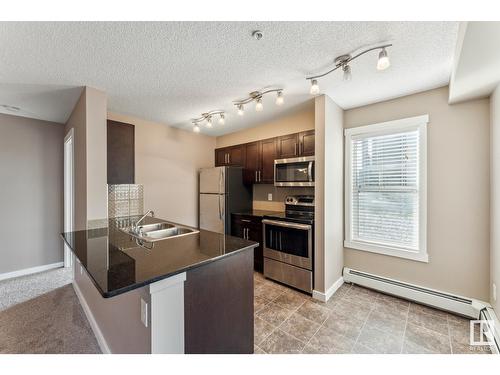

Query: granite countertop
[232,210,284,218]
[61,216,258,298]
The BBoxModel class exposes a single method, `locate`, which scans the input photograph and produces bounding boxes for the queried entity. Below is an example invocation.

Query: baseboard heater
[343,267,489,319]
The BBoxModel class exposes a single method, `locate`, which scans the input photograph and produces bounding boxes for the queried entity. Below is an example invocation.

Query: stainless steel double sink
[120,222,199,243]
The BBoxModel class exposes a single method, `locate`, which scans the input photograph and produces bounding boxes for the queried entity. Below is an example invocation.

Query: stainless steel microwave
[274,156,314,187]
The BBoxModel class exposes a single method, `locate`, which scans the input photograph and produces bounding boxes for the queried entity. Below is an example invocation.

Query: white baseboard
[312,276,344,302]
[0,262,64,282]
[72,281,111,354]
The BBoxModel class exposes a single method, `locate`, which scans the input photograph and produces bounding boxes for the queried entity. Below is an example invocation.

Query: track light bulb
[255,98,263,112]
[310,79,320,95]
[237,104,244,116]
[193,124,200,133]
[206,117,213,128]
[275,91,284,106]
[342,65,352,81]
[377,48,390,70]
[218,114,225,125]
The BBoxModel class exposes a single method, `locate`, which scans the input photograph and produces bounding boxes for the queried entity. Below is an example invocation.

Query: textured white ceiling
[0,22,458,134]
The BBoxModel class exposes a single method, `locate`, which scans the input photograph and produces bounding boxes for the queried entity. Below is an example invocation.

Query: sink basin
[137,222,176,233]
[120,221,199,243]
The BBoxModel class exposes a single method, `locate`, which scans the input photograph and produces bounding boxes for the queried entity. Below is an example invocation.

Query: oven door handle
[308,161,313,182]
[262,219,312,231]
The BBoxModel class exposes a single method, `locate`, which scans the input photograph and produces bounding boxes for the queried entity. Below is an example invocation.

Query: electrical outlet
[141,298,148,327]
[267,193,273,201]
[493,283,497,302]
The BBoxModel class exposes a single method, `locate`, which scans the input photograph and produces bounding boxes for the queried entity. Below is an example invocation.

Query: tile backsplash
[108,184,144,218]
[252,184,314,212]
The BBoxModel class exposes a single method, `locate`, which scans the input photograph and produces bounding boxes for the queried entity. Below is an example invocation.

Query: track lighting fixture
[342,64,352,81]
[306,43,392,94]
[377,48,390,70]
[255,98,263,112]
[309,79,320,95]
[275,91,284,106]
[233,88,284,114]
[191,110,225,132]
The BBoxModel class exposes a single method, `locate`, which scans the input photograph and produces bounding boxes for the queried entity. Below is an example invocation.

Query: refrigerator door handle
[218,194,222,220]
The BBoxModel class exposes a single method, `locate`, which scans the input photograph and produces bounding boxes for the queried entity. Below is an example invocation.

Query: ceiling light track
[306,43,392,94]
[232,88,284,115]
[191,110,225,133]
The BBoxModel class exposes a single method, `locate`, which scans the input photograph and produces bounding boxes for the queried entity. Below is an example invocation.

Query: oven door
[262,219,312,270]
[274,156,314,187]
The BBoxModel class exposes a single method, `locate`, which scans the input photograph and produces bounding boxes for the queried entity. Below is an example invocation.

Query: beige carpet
[0,284,101,354]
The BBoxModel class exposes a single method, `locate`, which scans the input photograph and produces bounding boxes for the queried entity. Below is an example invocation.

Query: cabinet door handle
[294,143,297,156]
[241,219,251,223]
[228,153,230,164]
[255,170,257,181]
[279,232,282,250]
[299,142,302,155]
[258,170,261,182]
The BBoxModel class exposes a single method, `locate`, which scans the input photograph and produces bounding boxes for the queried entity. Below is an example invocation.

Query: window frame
[344,114,429,263]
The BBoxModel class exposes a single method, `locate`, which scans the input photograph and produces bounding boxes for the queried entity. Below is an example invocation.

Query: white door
[199,194,225,234]
[199,167,225,194]
[64,129,74,268]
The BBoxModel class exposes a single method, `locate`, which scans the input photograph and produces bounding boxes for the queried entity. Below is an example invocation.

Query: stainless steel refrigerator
[199,166,252,234]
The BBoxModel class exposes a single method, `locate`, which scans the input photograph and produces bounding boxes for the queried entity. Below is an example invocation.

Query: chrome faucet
[133,210,154,234]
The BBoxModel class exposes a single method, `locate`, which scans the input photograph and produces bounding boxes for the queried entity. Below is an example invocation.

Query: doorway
[64,129,74,268]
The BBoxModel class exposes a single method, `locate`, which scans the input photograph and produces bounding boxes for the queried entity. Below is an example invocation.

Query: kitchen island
[61,216,258,354]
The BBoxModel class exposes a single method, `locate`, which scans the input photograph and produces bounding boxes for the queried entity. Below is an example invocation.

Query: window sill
[344,240,429,263]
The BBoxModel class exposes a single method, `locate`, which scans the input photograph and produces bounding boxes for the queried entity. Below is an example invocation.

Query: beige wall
[0,113,65,274]
[65,89,87,230]
[85,87,108,223]
[107,112,215,227]
[491,85,500,311]
[314,95,344,295]
[65,87,108,229]
[215,102,314,148]
[344,86,490,301]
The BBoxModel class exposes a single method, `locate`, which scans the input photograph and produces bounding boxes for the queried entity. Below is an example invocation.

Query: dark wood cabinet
[243,141,261,184]
[232,214,264,272]
[298,130,315,156]
[277,133,299,159]
[260,138,277,183]
[215,148,227,167]
[215,130,314,183]
[107,120,135,184]
[214,145,244,167]
[228,145,244,166]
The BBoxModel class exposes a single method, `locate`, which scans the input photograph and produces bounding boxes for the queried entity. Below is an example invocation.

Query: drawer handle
[241,219,251,223]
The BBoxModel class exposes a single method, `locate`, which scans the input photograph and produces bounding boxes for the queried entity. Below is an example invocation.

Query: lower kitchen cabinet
[231,213,264,272]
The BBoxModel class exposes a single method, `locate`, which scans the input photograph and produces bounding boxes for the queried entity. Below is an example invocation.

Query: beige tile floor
[253,272,492,354]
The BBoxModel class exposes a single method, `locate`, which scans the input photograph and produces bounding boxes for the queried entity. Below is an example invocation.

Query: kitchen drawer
[264,257,312,293]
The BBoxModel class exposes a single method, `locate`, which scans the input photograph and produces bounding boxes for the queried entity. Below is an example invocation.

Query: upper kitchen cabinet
[277,133,299,159]
[214,145,245,167]
[298,130,315,156]
[260,137,277,183]
[243,141,261,184]
[107,120,135,184]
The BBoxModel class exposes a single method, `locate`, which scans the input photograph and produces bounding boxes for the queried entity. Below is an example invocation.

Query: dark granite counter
[61,216,258,298]
[232,210,283,218]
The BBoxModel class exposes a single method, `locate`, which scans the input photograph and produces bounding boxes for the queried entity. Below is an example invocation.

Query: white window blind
[345,115,428,262]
